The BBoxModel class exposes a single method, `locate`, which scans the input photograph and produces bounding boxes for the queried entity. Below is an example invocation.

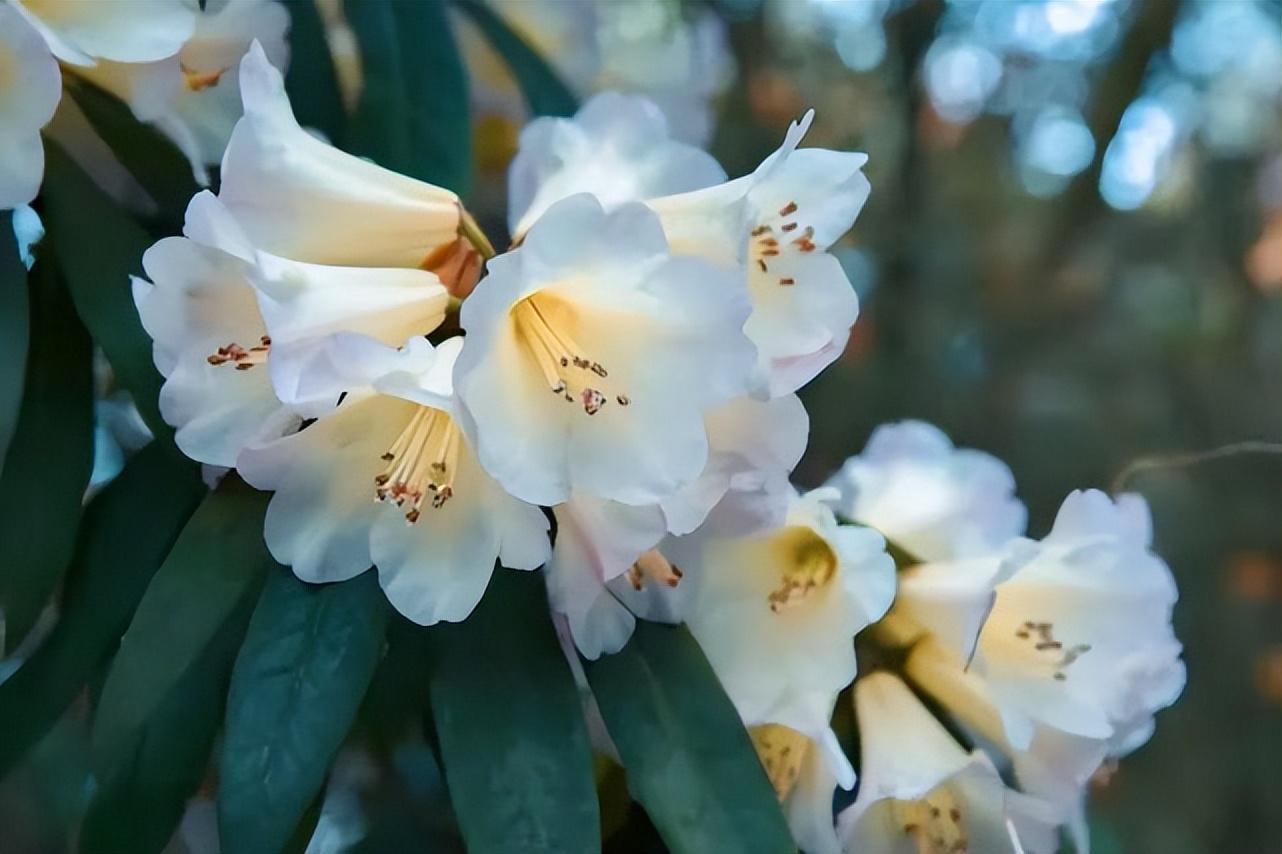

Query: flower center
[512,295,630,416]
[893,789,968,854]
[625,549,683,591]
[374,406,461,523]
[749,724,810,800]
[1011,620,1092,682]
[750,199,818,286]
[206,336,270,370]
[766,526,838,613]
[182,64,226,92]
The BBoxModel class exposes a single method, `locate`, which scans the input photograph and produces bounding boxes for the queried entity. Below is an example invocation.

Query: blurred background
[4,0,1280,851]
[471,0,1282,850]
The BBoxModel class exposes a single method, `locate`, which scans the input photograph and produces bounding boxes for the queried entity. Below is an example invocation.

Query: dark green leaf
[583,622,795,854]
[426,570,599,853]
[0,253,94,653]
[452,0,578,118]
[0,442,204,777]
[344,0,472,194]
[219,568,388,854]
[80,593,255,854]
[282,0,348,143]
[42,141,170,441]
[91,479,275,775]
[0,209,28,466]
[62,77,200,223]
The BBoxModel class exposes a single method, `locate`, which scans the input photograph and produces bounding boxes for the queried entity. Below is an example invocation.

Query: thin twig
[1110,441,1282,493]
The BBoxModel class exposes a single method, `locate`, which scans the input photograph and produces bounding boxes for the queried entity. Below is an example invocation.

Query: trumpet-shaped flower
[968,489,1185,754]
[77,0,289,184]
[132,192,296,467]
[545,393,808,658]
[661,489,895,724]
[237,335,551,625]
[508,95,870,396]
[219,42,468,273]
[652,112,868,395]
[826,420,1027,562]
[0,4,61,209]
[748,691,855,854]
[905,638,1108,853]
[455,193,757,507]
[508,91,727,238]
[249,248,448,416]
[14,0,196,66]
[839,672,1062,854]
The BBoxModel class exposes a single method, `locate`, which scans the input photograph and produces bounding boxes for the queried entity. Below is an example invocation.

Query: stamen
[512,296,630,415]
[766,527,838,613]
[1013,620,1092,681]
[749,724,810,800]
[893,789,969,853]
[207,336,270,370]
[374,406,462,522]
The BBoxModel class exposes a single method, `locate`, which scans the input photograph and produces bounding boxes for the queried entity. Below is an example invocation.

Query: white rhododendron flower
[78,0,290,184]
[655,488,894,724]
[508,91,727,238]
[237,336,551,625]
[546,393,808,658]
[13,0,195,66]
[826,420,1027,562]
[508,95,870,396]
[220,43,473,278]
[839,672,1063,854]
[456,193,756,507]
[249,249,449,416]
[906,638,1108,853]
[132,192,297,467]
[748,691,855,854]
[650,112,868,395]
[967,489,1185,754]
[0,4,61,209]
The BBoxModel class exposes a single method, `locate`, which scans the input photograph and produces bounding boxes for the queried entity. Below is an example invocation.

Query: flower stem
[459,209,496,260]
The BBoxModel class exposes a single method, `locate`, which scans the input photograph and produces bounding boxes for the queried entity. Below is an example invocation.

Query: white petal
[509,91,726,236]
[221,42,459,267]
[0,132,45,210]
[250,251,448,411]
[371,437,548,625]
[16,0,196,65]
[544,508,638,660]
[457,196,756,506]
[826,420,1027,561]
[0,3,62,129]
[237,395,405,583]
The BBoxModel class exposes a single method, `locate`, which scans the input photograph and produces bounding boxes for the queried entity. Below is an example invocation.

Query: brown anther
[758,259,768,273]
[779,201,798,216]
[616,395,630,406]
[779,277,795,286]
[182,64,226,91]
[781,222,798,232]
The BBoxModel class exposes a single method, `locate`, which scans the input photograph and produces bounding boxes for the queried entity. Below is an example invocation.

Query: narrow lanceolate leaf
[282,0,347,143]
[219,568,389,854]
[62,77,200,223]
[0,442,204,777]
[0,209,29,467]
[42,142,169,440]
[91,479,276,775]
[0,254,94,654]
[344,0,472,194]
[583,622,795,854]
[452,0,578,118]
[425,570,599,853]
[80,598,255,854]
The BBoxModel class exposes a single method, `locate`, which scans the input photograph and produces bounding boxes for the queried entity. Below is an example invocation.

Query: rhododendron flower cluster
[127,42,1185,854]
